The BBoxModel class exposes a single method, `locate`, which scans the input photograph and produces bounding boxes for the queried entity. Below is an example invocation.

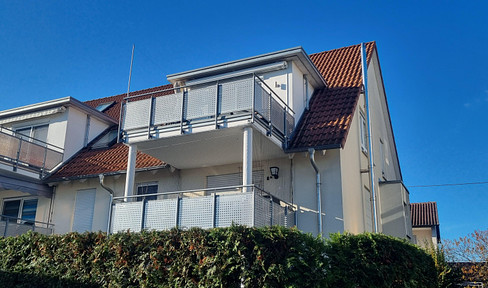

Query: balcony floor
[136,125,286,169]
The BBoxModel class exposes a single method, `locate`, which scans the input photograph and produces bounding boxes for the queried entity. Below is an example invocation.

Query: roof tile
[289,42,375,149]
[410,202,440,227]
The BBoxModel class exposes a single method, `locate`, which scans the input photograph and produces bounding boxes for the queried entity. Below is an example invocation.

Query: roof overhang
[167,47,327,89]
[0,96,117,125]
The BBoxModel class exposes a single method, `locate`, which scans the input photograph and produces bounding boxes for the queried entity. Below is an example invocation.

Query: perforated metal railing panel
[270,97,285,134]
[185,85,217,120]
[220,78,253,114]
[254,195,271,227]
[111,202,144,233]
[144,199,178,231]
[215,193,253,227]
[178,196,214,229]
[124,98,151,130]
[111,191,295,232]
[153,93,183,125]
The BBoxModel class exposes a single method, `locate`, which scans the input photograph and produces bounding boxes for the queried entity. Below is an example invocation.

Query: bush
[324,233,438,288]
[0,228,438,287]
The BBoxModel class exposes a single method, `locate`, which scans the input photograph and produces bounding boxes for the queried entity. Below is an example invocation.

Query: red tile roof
[48,85,174,180]
[49,143,165,180]
[410,202,440,227]
[289,42,375,150]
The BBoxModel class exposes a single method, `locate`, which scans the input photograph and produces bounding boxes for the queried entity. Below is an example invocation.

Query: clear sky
[1,1,487,241]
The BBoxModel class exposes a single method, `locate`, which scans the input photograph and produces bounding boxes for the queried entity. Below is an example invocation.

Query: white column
[242,127,253,192]
[124,144,137,201]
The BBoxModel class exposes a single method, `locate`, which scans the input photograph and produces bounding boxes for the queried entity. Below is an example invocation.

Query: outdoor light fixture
[270,166,279,179]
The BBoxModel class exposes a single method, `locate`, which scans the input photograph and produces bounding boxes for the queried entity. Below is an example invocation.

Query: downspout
[308,148,323,237]
[99,174,114,234]
[361,42,378,233]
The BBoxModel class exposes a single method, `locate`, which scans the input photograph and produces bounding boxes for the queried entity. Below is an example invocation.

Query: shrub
[324,233,438,288]
[0,228,439,287]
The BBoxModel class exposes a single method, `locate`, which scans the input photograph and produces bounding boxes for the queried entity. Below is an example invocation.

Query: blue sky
[1,1,487,240]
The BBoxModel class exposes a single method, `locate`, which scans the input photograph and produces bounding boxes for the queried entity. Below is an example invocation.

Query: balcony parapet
[120,74,295,147]
[110,185,296,233]
[0,214,54,237]
[0,126,64,177]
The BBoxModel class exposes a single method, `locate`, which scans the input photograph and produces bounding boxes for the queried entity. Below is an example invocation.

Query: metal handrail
[253,74,295,114]
[123,74,294,115]
[112,184,295,210]
[0,214,55,228]
[0,126,64,152]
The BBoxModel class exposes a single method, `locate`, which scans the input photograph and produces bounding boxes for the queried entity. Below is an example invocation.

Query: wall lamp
[270,166,279,179]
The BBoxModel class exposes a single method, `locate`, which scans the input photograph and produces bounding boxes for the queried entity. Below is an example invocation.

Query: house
[0,42,412,239]
[411,202,441,247]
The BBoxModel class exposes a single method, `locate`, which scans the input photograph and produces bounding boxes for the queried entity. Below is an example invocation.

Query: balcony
[121,74,294,147]
[0,127,64,177]
[110,185,296,233]
[0,215,54,237]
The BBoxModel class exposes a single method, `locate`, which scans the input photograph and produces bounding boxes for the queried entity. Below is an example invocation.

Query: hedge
[0,226,437,287]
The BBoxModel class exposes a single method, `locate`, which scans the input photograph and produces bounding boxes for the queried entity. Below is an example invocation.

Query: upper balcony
[121,74,294,146]
[0,126,63,177]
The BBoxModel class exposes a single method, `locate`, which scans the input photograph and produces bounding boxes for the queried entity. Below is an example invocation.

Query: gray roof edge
[167,47,326,87]
[0,96,117,125]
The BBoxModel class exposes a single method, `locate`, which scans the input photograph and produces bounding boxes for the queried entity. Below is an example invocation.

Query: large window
[207,171,264,189]
[1,198,38,224]
[15,124,49,146]
[137,182,158,201]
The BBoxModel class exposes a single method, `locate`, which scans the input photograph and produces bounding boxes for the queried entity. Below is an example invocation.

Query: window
[15,124,49,146]
[95,101,115,112]
[1,198,38,224]
[207,171,264,189]
[72,189,96,232]
[137,183,158,201]
[360,113,368,153]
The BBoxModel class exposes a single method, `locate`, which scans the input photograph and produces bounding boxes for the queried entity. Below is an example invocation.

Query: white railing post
[242,127,253,193]
[124,144,137,202]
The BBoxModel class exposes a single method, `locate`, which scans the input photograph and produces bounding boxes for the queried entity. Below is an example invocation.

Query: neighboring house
[411,202,441,247]
[0,97,116,236]
[0,42,413,240]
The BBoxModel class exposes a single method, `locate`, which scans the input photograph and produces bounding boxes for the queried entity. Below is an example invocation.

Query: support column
[124,144,137,201]
[242,127,253,192]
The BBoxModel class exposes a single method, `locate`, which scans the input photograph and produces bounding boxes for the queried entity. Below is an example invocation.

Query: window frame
[1,196,39,224]
[136,182,159,201]
[359,112,368,153]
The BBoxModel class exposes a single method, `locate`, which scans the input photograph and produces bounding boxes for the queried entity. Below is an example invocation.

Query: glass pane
[137,185,158,201]
[21,199,38,224]
[16,128,32,140]
[2,200,21,222]
[32,125,48,145]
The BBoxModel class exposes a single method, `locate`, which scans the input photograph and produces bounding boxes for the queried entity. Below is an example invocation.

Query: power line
[408,181,488,188]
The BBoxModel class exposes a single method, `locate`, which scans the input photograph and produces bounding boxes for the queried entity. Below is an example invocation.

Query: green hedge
[0,227,436,287]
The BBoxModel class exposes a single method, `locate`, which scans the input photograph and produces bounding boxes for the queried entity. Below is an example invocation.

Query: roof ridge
[85,83,174,104]
[310,41,376,56]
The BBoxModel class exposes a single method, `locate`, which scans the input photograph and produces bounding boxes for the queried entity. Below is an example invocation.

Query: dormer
[0,97,117,178]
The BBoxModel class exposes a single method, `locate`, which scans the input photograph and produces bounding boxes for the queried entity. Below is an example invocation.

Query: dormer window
[95,101,115,112]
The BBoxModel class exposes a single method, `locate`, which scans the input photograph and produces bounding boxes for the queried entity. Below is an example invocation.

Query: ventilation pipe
[361,43,378,233]
[308,148,323,237]
[99,174,114,234]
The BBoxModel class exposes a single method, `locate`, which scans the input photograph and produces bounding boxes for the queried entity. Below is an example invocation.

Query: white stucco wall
[292,149,344,237]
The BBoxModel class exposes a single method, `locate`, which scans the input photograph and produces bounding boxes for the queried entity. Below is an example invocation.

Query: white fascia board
[167,47,327,89]
[0,96,117,125]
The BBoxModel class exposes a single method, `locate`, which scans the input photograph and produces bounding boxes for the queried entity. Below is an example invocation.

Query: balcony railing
[0,126,64,175]
[121,74,295,144]
[0,215,54,237]
[110,185,296,233]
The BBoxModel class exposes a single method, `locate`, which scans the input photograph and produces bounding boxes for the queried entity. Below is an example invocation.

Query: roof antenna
[117,44,135,143]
